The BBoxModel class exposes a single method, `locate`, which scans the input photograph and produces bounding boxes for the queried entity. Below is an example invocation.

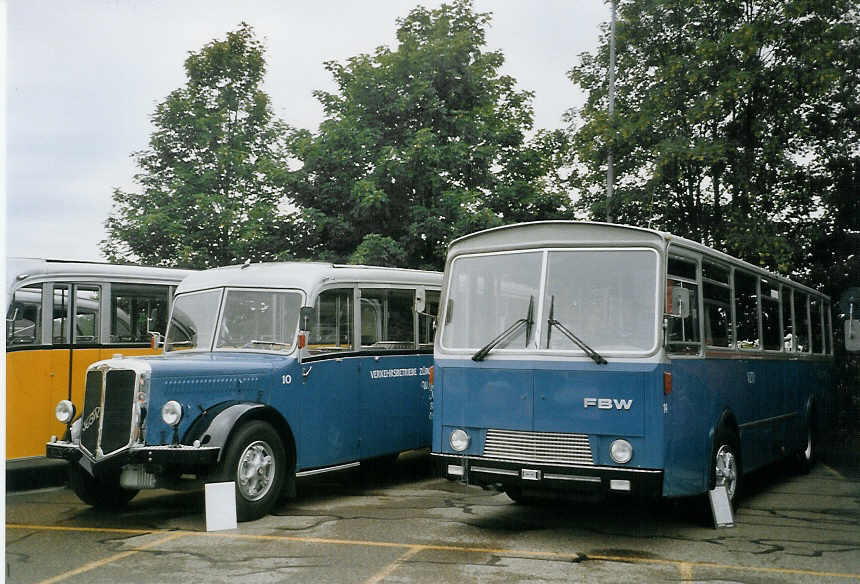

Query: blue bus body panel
[434,358,665,470]
[144,353,278,446]
[144,351,432,473]
[662,356,829,497]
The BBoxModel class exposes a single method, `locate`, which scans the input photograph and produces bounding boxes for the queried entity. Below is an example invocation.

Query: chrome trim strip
[471,466,519,477]
[739,411,799,429]
[543,473,602,483]
[431,453,662,474]
[296,461,360,477]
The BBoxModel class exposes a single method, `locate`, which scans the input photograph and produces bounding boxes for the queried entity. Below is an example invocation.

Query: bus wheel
[504,486,531,504]
[68,465,138,510]
[712,430,740,506]
[218,421,286,522]
[794,424,815,474]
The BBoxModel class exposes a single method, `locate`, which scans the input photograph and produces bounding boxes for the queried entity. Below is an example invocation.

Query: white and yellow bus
[6,259,191,461]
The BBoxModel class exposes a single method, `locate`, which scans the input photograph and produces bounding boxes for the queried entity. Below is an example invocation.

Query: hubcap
[714,444,737,500]
[236,440,275,501]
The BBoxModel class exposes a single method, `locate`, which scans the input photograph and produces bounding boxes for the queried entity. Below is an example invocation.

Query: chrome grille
[80,371,102,455]
[483,429,594,466]
[79,369,136,458]
[101,370,136,454]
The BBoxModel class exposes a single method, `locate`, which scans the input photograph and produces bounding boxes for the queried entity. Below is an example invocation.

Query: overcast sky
[6,0,608,262]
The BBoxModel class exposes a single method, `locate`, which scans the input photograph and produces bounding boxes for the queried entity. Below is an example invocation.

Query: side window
[703,261,731,348]
[782,287,795,351]
[810,297,823,354]
[74,286,100,345]
[53,284,70,344]
[824,301,832,354]
[795,292,810,352]
[6,284,43,345]
[360,288,415,351]
[308,288,354,355]
[734,271,759,350]
[666,256,700,354]
[419,290,440,348]
[760,278,781,351]
[110,284,171,343]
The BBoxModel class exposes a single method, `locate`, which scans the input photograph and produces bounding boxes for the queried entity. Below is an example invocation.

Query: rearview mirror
[668,287,691,319]
[299,306,314,332]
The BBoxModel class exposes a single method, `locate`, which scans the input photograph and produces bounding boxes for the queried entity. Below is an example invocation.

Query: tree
[288,0,573,270]
[567,0,859,275]
[101,23,295,268]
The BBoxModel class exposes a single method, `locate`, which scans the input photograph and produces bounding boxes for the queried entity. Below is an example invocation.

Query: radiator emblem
[82,406,101,431]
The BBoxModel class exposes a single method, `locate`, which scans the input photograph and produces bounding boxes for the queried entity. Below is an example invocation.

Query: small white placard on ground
[708,485,734,528]
[205,481,237,531]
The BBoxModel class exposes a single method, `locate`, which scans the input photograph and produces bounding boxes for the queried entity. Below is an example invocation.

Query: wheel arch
[183,401,296,471]
[708,408,741,488]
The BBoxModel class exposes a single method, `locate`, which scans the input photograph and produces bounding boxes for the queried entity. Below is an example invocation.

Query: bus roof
[7,258,193,295]
[176,262,442,295]
[446,221,826,299]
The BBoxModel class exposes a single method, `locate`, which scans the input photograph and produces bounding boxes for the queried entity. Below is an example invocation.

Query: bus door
[300,287,360,469]
[358,287,425,458]
[6,282,62,459]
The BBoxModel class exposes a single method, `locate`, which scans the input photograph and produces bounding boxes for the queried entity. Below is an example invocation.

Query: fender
[707,408,740,487]
[183,401,274,457]
[182,401,298,499]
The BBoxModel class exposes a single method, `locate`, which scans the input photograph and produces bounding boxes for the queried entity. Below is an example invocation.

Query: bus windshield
[165,289,221,351]
[215,289,301,352]
[442,249,659,354]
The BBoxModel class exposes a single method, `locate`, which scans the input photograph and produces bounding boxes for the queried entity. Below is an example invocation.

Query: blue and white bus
[48,262,441,521]
[432,222,833,506]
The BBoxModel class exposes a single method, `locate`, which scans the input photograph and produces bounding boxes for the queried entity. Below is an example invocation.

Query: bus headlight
[610,439,633,464]
[450,428,470,452]
[55,400,76,424]
[161,400,183,427]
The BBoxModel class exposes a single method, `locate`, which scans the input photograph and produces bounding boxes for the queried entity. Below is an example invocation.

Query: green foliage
[101,23,296,268]
[568,0,859,277]
[289,0,573,270]
[349,234,409,267]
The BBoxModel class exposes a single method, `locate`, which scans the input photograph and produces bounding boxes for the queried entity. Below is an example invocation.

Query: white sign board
[708,486,734,528]
[205,482,237,531]
[845,320,860,352]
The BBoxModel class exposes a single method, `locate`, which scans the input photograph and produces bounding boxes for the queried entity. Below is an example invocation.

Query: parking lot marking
[8,524,153,536]
[35,532,185,584]
[363,546,422,584]
[678,561,694,580]
[8,524,860,581]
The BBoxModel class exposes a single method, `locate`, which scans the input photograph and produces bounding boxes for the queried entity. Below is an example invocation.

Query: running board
[295,461,361,477]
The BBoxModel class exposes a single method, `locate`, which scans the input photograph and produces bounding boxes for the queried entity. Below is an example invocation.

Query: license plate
[521,469,541,481]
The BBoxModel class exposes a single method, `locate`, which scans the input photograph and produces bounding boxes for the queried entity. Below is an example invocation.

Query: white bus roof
[176,262,442,296]
[447,221,826,299]
[7,258,193,296]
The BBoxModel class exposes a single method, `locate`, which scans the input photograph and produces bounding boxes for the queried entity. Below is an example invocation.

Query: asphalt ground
[5,452,860,584]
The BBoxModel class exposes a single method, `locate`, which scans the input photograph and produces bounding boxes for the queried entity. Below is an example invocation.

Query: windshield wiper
[247,340,292,348]
[546,295,607,365]
[472,296,534,362]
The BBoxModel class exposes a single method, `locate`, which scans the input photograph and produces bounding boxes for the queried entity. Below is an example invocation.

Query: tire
[217,421,286,522]
[68,465,138,510]
[504,486,530,504]
[712,428,741,507]
[794,423,815,474]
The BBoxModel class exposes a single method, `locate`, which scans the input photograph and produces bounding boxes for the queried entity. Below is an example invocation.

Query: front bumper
[46,441,221,475]
[435,453,663,497]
